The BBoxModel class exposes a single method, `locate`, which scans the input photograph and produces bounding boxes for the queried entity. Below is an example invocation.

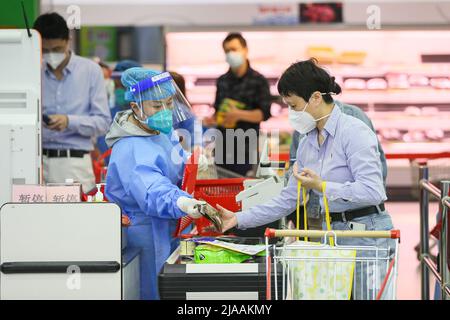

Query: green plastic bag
[194,244,252,264]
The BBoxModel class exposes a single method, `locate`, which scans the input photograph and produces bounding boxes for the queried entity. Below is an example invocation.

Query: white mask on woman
[288,93,335,134]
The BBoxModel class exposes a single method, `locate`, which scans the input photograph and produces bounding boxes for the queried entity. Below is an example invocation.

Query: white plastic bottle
[94,184,104,202]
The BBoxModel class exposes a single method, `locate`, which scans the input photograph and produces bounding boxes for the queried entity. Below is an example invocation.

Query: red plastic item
[174,148,247,237]
[193,178,246,212]
[192,177,246,236]
[81,183,108,202]
[92,149,112,183]
[265,228,276,238]
[390,230,401,239]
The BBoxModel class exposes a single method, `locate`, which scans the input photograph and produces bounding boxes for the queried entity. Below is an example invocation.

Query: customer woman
[218,59,395,300]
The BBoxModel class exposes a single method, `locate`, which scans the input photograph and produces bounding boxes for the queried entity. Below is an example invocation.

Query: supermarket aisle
[386,201,440,300]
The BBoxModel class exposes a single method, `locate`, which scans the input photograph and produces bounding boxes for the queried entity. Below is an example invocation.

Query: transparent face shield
[127,72,194,133]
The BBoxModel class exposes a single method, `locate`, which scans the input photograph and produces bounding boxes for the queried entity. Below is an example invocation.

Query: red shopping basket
[92,149,112,183]
[174,148,247,237]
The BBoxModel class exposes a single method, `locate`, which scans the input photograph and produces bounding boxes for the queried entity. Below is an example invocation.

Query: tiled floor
[386,201,440,300]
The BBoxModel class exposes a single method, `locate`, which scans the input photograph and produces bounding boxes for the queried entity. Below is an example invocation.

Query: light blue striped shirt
[42,53,111,150]
[236,105,387,229]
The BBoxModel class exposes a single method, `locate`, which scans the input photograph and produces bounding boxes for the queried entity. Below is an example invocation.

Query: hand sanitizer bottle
[94,184,104,202]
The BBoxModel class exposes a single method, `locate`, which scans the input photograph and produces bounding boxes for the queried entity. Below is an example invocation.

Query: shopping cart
[264,228,401,300]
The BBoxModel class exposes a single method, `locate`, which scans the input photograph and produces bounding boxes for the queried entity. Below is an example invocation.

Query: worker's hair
[33,12,69,40]
[277,58,342,104]
[169,71,186,96]
[222,32,247,49]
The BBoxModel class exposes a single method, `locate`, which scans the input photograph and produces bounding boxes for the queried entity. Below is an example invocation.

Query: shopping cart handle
[265,228,276,238]
[265,228,401,239]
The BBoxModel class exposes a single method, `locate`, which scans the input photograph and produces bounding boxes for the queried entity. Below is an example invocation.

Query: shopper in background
[204,32,272,176]
[34,13,111,192]
[105,67,208,300]
[288,101,388,230]
[169,71,203,150]
[218,59,394,299]
[94,59,116,155]
[97,60,115,110]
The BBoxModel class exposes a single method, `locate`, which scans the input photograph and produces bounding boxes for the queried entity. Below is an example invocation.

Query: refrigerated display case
[165,26,450,198]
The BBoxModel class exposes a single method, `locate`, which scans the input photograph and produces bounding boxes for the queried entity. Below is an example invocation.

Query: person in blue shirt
[219,59,395,299]
[33,13,111,192]
[287,100,388,229]
[104,67,208,300]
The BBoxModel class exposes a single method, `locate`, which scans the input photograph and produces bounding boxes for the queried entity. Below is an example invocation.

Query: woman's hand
[292,162,323,192]
[216,204,238,232]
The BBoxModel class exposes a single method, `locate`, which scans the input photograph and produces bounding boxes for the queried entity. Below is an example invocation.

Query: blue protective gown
[105,130,191,300]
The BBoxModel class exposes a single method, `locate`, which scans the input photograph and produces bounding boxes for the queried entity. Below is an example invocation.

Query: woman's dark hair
[222,32,247,49]
[33,12,69,40]
[169,71,186,96]
[277,58,341,104]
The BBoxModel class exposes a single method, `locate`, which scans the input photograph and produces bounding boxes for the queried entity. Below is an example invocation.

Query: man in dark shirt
[206,33,272,176]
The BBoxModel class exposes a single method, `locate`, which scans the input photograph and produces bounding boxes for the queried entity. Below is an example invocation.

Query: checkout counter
[159,237,281,300]
[0,202,140,300]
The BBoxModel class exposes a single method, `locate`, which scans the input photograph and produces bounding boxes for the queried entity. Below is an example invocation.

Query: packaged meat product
[380,129,401,141]
[429,78,450,89]
[404,106,422,116]
[387,73,410,89]
[408,75,429,87]
[425,128,444,141]
[367,78,388,90]
[344,78,366,90]
[403,130,425,142]
[421,107,439,116]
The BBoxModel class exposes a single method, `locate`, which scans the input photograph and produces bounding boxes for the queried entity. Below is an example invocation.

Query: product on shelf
[402,130,426,142]
[343,78,366,90]
[404,106,422,116]
[380,128,402,141]
[337,51,367,65]
[306,46,335,64]
[408,74,429,87]
[367,78,388,90]
[421,107,440,116]
[425,128,445,141]
[386,73,410,89]
[429,77,450,89]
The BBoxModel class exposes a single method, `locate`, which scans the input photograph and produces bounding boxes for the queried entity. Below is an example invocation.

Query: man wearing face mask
[33,13,111,192]
[205,33,272,176]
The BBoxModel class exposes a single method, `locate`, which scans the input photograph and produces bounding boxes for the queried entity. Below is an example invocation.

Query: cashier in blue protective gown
[104,67,208,300]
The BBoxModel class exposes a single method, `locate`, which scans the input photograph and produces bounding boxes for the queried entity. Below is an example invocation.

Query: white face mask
[287,93,335,134]
[43,52,66,69]
[226,52,244,69]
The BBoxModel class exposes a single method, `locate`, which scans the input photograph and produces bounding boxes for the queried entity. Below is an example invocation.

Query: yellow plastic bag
[287,181,356,300]
[283,241,356,300]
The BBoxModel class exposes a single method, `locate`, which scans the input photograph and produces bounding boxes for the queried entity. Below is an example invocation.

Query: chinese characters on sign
[12,185,46,203]
[12,185,81,203]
